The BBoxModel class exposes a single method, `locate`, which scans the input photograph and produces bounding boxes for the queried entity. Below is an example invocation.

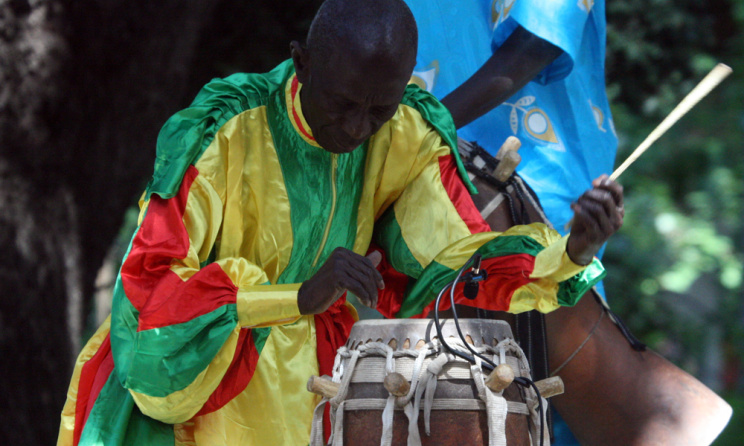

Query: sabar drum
[309,319,548,446]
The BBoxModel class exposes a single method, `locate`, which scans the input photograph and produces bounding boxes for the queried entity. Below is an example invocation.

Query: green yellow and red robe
[58,59,604,445]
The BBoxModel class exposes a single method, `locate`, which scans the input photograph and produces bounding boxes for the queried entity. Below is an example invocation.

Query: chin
[320,134,360,154]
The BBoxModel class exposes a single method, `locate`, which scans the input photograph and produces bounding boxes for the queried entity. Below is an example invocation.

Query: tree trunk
[0,1,217,442]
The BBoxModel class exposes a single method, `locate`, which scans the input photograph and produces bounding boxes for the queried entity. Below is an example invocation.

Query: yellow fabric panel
[130,327,241,424]
[354,103,468,256]
[530,233,588,282]
[431,231,501,270]
[190,317,319,446]
[196,107,295,285]
[497,222,555,247]
[131,148,302,422]
[507,281,561,314]
[237,283,302,328]
[57,316,112,446]
[176,175,224,269]
[189,111,301,327]
[504,226,588,314]
[391,132,472,268]
[173,421,196,446]
[285,75,321,148]
[374,104,439,219]
[136,191,149,226]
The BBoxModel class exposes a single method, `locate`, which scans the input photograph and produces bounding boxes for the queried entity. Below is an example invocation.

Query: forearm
[440,26,562,129]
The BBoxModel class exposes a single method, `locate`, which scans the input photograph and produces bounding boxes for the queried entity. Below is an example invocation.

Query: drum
[456,137,732,445]
[309,319,545,446]
[457,138,548,234]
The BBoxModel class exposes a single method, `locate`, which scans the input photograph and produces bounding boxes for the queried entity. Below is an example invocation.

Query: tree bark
[0,1,217,442]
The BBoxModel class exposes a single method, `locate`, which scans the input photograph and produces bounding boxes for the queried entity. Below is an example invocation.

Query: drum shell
[456,138,732,444]
[338,319,533,446]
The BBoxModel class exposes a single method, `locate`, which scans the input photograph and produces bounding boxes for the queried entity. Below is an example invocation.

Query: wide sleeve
[372,125,605,318]
[491,0,592,84]
[109,164,302,425]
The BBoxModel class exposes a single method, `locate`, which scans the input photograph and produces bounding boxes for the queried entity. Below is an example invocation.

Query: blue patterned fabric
[406,0,618,236]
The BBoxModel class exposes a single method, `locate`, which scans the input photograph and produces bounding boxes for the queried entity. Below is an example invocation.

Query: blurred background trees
[0,0,741,443]
[603,1,744,443]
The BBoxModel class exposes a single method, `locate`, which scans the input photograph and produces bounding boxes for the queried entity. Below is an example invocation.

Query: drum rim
[347,318,514,349]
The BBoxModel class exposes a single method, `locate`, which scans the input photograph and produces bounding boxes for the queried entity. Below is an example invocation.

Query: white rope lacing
[309,337,545,446]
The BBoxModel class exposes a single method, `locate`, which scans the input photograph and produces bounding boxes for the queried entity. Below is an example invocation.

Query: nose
[341,108,372,141]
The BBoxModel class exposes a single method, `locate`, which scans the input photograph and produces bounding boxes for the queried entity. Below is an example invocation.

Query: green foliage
[603,0,744,427]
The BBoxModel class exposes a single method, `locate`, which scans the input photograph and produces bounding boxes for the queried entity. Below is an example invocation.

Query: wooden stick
[495,136,521,160]
[610,63,732,181]
[307,375,339,399]
[383,372,411,396]
[534,376,565,399]
[485,363,515,392]
[493,150,521,182]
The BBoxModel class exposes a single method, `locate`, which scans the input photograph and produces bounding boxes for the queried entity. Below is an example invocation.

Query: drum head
[346,319,514,350]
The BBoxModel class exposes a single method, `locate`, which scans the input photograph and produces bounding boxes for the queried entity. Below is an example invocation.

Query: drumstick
[610,63,732,181]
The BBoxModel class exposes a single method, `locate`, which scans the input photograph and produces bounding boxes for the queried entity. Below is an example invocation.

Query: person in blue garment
[407,0,617,254]
[403,0,617,443]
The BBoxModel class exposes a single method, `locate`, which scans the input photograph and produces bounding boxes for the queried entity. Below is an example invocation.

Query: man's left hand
[566,175,624,266]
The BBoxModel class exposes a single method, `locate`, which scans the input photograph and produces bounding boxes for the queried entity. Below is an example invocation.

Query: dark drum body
[456,138,732,445]
[313,319,543,446]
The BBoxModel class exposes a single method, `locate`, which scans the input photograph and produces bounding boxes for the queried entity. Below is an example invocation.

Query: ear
[290,41,310,84]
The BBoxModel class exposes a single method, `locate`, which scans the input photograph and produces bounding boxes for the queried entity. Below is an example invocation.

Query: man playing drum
[57,0,624,444]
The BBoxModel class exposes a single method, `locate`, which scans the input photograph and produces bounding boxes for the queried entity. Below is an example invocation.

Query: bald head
[306,0,418,70]
[290,0,419,154]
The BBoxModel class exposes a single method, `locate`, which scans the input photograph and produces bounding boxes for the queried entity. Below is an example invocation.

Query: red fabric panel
[73,335,113,445]
[367,245,409,319]
[314,295,355,443]
[417,254,538,317]
[121,165,238,331]
[438,155,490,234]
[194,328,259,417]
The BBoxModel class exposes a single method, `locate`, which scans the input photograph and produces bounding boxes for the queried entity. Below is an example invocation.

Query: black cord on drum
[433,252,545,446]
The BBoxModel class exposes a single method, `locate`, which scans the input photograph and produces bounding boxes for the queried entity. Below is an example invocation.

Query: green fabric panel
[123,305,238,397]
[395,235,546,318]
[372,207,425,279]
[199,244,217,269]
[400,84,477,194]
[252,327,272,354]
[110,223,144,385]
[324,145,368,266]
[557,258,607,307]
[267,65,367,284]
[147,60,295,199]
[79,371,174,446]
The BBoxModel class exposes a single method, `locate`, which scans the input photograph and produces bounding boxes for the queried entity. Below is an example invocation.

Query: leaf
[510,107,518,134]
[515,96,535,107]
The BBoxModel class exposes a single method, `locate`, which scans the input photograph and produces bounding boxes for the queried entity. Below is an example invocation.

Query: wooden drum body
[312,319,545,446]
[456,138,732,445]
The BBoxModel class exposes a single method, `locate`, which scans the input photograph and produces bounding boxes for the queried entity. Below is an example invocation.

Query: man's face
[298,48,413,154]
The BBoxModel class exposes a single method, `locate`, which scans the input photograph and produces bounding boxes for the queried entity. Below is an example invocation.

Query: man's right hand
[298,248,385,315]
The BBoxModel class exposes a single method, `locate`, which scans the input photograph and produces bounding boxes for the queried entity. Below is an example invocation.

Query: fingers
[364,251,385,288]
[340,264,380,309]
[567,177,624,265]
[299,248,386,314]
[593,175,624,213]
[585,176,625,228]
[576,190,616,235]
[331,248,385,309]
[367,250,382,267]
